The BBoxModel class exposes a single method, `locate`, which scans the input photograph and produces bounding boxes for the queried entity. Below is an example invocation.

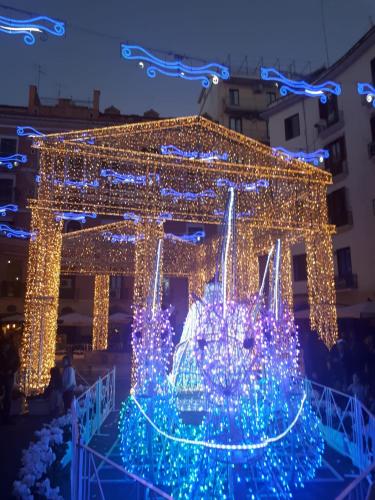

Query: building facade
[262,27,375,308]
[198,74,277,144]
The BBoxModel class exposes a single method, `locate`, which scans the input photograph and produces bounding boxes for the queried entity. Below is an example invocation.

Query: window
[371,115,375,143]
[229,89,239,106]
[284,113,300,140]
[325,136,347,176]
[0,177,14,204]
[319,94,339,127]
[229,117,242,133]
[266,92,276,105]
[327,188,350,226]
[110,276,122,299]
[371,57,375,85]
[293,254,307,282]
[0,137,17,156]
[336,247,352,278]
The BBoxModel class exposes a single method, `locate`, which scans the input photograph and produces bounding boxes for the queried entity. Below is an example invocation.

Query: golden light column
[20,207,63,395]
[92,275,110,350]
[280,240,294,312]
[305,231,338,348]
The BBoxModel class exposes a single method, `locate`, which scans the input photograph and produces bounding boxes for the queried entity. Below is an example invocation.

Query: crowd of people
[301,327,375,412]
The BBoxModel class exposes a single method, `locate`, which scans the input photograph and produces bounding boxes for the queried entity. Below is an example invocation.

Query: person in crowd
[61,355,76,412]
[0,336,20,424]
[44,366,63,416]
[347,373,367,404]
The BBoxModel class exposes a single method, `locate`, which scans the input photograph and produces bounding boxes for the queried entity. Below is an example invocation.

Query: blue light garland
[16,126,45,137]
[0,223,35,239]
[160,145,229,161]
[0,204,18,216]
[157,212,173,223]
[100,169,160,186]
[357,82,375,107]
[165,230,205,244]
[121,44,230,88]
[160,187,216,202]
[0,153,28,169]
[0,15,65,46]
[216,178,269,191]
[273,147,330,166]
[54,178,99,189]
[260,67,341,103]
[102,231,140,243]
[123,212,142,223]
[54,212,97,223]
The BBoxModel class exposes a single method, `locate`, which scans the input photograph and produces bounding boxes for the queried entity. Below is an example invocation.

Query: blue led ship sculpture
[119,190,324,498]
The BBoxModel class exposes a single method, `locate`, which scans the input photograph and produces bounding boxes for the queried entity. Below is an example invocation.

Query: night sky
[2,0,375,117]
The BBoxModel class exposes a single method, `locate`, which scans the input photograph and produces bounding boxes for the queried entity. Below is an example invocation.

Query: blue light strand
[0,223,35,239]
[0,15,65,46]
[121,44,230,88]
[357,82,375,107]
[272,147,330,166]
[54,178,99,189]
[160,145,229,161]
[214,209,254,218]
[260,67,341,104]
[157,212,173,223]
[0,204,18,216]
[0,154,28,169]
[54,212,97,223]
[165,230,205,244]
[100,169,160,186]
[160,187,216,202]
[102,231,141,243]
[216,178,269,192]
[123,212,142,223]
[16,126,45,137]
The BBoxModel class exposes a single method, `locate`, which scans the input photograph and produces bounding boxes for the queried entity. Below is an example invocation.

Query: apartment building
[262,26,375,309]
[198,73,277,144]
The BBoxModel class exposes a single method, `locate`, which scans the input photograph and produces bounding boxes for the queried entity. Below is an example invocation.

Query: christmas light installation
[54,212,97,223]
[123,212,142,223]
[0,15,65,46]
[119,191,324,498]
[273,147,330,166]
[17,126,45,137]
[357,82,375,107]
[260,67,341,103]
[0,153,27,169]
[121,44,230,88]
[21,115,337,396]
[54,178,99,189]
[160,145,229,161]
[100,169,160,186]
[0,223,35,239]
[216,178,269,192]
[0,204,18,215]
[102,231,140,243]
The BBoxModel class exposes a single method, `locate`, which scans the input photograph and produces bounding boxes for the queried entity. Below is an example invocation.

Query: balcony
[335,273,358,290]
[315,111,345,140]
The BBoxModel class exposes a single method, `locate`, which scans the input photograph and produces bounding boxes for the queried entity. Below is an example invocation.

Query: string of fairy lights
[18,115,338,394]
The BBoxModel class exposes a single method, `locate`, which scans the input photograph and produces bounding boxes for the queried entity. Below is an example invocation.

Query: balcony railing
[335,273,358,290]
[316,111,345,139]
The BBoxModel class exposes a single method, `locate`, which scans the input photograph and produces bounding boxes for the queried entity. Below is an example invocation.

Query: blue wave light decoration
[0,204,18,216]
[123,212,142,223]
[0,15,65,46]
[54,178,99,189]
[102,231,140,244]
[216,178,269,192]
[273,147,329,166]
[17,126,45,137]
[0,223,35,239]
[160,145,229,161]
[260,67,341,103]
[157,212,173,223]
[165,230,205,244]
[0,154,28,169]
[160,187,216,202]
[54,212,97,223]
[121,44,230,88]
[101,169,160,186]
[357,82,375,107]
